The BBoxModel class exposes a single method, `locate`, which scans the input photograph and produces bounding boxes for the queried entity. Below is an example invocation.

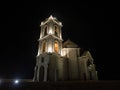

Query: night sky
[0,2,114,80]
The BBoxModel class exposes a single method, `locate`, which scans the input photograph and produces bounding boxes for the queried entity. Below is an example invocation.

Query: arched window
[54,41,59,53]
[84,73,86,80]
[89,71,92,80]
[54,26,59,37]
[39,66,44,81]
[44,26,48,36]
[41,57,44,63]
[87,59,91,66]
[42,41,46,53]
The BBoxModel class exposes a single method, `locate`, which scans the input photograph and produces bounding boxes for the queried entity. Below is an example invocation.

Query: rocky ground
[0,80,120,90]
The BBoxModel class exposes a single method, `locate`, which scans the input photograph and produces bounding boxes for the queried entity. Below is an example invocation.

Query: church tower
[33,15,63,81]
[37,15,63,55]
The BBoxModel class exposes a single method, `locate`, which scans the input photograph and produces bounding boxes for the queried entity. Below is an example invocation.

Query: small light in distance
[14,79,19,84]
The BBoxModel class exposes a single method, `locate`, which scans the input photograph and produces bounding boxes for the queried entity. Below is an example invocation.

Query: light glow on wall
[61,48,67,56]
[48,46,52,53]
[49,28,53,34]
[37,52,40,56]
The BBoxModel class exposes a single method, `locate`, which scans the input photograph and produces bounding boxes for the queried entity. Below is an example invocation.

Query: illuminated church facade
[33,15,98,81]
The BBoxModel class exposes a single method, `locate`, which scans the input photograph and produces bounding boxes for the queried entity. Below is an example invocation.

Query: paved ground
[0,80,120,90]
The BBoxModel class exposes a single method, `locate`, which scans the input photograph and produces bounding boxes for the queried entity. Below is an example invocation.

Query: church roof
[40,15,62,26]
[39,34,63,41]
[81,51,93,60]
[63,39,78,48]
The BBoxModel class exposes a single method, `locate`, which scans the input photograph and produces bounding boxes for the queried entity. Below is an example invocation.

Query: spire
[49,15,53,19]
[48,15,56,20]
[41,15,62,26]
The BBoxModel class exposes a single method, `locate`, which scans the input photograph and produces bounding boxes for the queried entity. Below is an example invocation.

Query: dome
[63,39,78,48]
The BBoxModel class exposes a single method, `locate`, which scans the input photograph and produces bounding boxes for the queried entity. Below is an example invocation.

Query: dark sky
[0,2,114,80]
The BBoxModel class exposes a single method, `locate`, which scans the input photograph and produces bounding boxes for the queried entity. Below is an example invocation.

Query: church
[33,15,98,81]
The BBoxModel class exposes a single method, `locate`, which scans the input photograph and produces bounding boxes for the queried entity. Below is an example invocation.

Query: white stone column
[52,39,54,52]
[33,66,37,81]
[38,42,41,55]
[58,41,60,54]
[41,41,43,54]
[46,40,48,53]
[84,59,90,80]
[60,27,62,39]
[37,66,40,81]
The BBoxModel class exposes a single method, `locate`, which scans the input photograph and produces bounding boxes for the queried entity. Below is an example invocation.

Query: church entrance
[39,66,44,81]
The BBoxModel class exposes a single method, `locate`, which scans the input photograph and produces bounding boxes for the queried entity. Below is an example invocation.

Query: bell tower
[33,15,63,81]
[37,15,63,55]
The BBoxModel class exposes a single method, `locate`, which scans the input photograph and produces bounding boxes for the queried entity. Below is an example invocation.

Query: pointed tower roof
[63,39,78,48]
[40,15,62,26]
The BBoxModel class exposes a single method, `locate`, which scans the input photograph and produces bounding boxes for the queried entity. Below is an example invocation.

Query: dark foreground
[0,80,120,90]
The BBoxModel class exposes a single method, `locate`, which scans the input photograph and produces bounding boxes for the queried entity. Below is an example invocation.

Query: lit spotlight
[14,79,19,84]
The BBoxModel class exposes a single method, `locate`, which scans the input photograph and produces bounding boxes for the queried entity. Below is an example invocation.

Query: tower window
[54,41,59,53]
[44,26,48,36]
[54,26,59,37]
[42,41,46,53]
